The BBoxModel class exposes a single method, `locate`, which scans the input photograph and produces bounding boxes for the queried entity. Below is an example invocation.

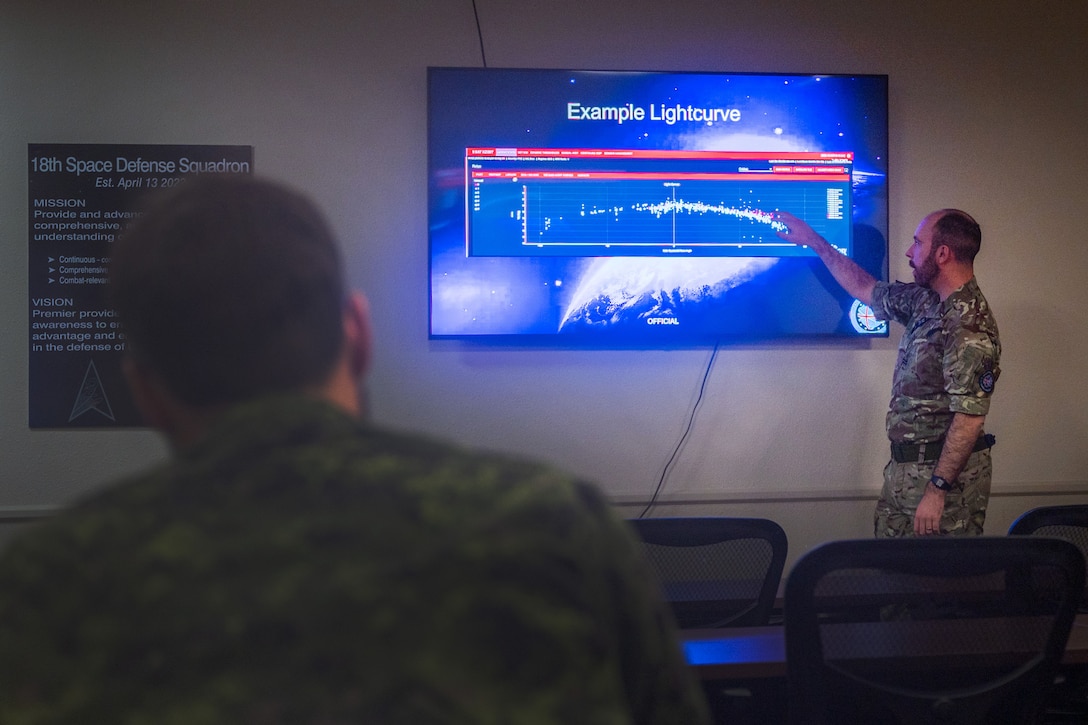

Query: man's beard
[912,250,938,287]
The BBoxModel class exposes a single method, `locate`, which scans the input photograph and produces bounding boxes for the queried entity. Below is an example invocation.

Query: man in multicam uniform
[0,176,710,725]
[776,208,1000,538]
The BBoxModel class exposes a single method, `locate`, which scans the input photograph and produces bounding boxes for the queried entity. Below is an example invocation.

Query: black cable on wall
[639,343,720,518]
[471,0,488,67]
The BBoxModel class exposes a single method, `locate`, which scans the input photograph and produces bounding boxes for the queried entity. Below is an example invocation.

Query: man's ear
[343,291,373,380]
[934,243,953,265]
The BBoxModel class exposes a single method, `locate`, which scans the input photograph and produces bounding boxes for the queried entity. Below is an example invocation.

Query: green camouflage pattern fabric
[0,396,709,725]
[874,450,993,537]
[870,277,1001,444]
[869,278,1001,537]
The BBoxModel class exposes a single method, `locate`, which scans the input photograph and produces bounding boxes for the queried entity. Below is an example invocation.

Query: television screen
[428,67,889,343]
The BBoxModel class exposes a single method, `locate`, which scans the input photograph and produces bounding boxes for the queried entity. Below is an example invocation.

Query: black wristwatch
[929,474,953,492]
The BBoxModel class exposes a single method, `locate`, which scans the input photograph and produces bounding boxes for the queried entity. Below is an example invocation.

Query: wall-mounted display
[428,68,888,343]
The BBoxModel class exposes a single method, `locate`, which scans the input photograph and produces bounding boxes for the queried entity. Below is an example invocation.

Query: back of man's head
[933,209,982,264]
[109,175,346,407]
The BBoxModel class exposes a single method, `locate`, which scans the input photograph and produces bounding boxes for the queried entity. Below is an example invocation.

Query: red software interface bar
[466,147,854,163]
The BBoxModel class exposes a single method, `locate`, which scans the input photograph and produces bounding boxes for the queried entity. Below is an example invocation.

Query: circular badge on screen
[850,299,888,335]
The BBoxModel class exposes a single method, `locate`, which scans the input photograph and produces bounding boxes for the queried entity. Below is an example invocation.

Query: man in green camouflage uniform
[0,176,709,725]
[776,208,999,537]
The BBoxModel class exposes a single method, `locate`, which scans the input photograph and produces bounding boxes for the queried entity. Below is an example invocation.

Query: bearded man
[776,208,1000,537]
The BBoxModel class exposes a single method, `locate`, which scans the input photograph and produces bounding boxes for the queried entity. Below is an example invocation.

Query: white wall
[2,0,1086,571]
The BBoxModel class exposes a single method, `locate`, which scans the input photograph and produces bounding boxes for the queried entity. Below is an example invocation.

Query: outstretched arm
[775,210,877,305]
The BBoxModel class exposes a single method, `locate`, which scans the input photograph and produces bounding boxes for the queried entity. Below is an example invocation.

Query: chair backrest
[1009,504,1088,610]
[629,517,787,628]
[784,537,1085,725]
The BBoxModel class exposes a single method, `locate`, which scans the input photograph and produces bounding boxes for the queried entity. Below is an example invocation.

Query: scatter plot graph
[523,179,816,250]
[466,148,853,259]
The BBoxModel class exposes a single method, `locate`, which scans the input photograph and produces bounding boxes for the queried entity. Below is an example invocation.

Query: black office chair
[1009,505,1088,722]
[784,537,1085,725]
[631,516,789,724]
[629,516,787,629]
[1009,505,1088,610]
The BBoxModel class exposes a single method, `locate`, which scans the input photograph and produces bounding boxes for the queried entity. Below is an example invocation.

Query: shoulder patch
[979,369,996,394]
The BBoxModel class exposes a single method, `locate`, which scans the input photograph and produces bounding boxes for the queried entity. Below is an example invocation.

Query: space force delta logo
[69,359,115,422]
[567,102,742,126]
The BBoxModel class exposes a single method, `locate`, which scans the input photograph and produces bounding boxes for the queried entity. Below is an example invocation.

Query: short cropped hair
[109,175,346,407]
[932,209,982,264]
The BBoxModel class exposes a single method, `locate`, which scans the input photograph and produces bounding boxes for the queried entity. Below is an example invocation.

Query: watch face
[930,476,952,491]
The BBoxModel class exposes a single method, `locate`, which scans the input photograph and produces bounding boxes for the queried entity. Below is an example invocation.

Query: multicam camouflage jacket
[0,395,708,725]
[870,277,1001,444]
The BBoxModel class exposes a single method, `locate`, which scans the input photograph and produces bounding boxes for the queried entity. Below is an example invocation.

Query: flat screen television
[428,67,889,343]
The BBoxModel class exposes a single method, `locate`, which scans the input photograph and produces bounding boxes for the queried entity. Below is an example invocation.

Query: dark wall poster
[28,143,254,428]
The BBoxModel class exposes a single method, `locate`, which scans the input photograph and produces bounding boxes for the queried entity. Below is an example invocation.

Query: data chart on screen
[466,148,853,258]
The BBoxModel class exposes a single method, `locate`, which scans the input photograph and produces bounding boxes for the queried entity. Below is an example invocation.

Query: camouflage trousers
[873,448,992,537]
